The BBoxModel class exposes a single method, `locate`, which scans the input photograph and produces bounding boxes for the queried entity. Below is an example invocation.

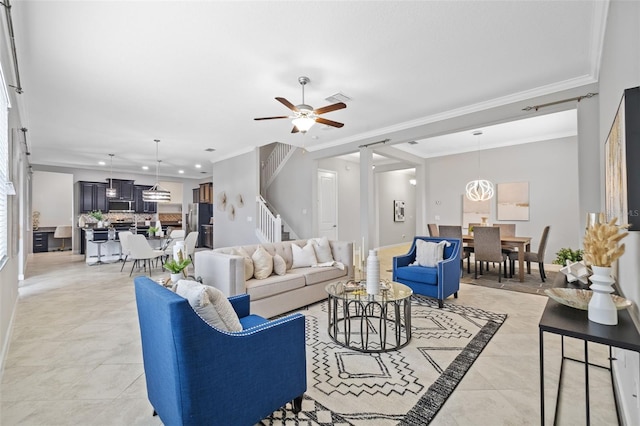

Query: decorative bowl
[544,288,632,310]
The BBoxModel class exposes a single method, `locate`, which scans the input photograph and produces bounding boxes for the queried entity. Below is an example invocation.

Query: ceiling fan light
[292,116,315,133]
[465,179,494,201]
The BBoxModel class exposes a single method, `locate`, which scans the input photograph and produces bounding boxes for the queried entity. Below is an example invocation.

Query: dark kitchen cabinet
[109,179,135,200]
[134,185,157,214]
[79,181,108,213]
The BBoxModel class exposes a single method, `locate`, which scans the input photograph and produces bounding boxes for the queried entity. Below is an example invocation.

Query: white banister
[256,195,282,243]
[262,143,295,191]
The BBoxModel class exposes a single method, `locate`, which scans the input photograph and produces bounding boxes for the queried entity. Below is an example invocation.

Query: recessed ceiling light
[178,170,184,174]
[142,166,149,171]
[195,164,202,169]
[98,161,106,166]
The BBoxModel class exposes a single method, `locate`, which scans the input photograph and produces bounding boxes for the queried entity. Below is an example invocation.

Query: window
[0,63,9,265]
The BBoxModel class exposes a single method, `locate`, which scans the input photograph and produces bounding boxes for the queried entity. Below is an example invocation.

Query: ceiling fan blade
[291,126,300,133]
[254,116,290,121]
[276,97,299,112]
[315,117,344,128]
[314,102,346,115]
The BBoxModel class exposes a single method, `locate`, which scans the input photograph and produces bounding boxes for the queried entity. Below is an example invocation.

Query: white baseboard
[0,296,19,381]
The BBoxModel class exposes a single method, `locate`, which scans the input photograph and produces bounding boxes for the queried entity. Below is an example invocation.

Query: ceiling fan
[254,76,346,134]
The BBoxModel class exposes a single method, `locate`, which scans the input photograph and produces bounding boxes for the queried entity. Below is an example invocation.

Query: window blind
[0,64,9,264]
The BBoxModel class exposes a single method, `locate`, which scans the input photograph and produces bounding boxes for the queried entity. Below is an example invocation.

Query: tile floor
[1,249,618,425]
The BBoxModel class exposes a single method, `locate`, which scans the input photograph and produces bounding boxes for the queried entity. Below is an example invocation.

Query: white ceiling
[7,1,606,180]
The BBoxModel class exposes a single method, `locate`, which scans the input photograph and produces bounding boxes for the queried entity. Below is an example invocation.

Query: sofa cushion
[291,242,318,268]
[413,240,450,267]
[245,273,306,301]
[174,280,243,332]
[309,236,334,263]
[273,253,287,276]
[395,265,439,286]
[232,247,254,281]
[252,245,273,280]
[296,266,348,286]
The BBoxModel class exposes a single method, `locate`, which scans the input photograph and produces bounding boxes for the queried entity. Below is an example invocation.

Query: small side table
[539,299,640,425]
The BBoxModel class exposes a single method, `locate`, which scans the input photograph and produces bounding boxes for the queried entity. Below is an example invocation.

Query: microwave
[108,200,134,212]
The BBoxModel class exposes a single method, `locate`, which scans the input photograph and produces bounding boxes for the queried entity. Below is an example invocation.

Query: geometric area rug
[259,295,507,425]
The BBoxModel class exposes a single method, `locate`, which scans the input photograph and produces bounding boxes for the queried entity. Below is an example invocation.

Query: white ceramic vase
[588,265,617,325]
[366,249,380,295]
[170,273,182,283]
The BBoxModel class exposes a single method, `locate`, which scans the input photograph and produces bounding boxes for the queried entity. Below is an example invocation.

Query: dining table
[462,234,532,282]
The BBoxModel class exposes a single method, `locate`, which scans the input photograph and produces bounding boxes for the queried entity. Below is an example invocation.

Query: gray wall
[426,136,580,263]
[212,150,260,247]
[377,170,416,247]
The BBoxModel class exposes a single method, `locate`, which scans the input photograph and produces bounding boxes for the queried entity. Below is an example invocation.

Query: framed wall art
[497,182,530,221]
[394,200,405,222]
[462,195,490,230]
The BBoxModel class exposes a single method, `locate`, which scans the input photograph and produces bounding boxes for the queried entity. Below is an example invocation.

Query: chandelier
[142,139,171,203]
[106,153,117,198]
[465,130,494,201]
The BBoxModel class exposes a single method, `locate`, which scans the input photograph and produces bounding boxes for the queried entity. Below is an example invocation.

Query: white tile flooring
[1,250,618,425]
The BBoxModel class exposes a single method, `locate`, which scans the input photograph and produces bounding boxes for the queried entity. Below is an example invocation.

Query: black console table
[539,299,640,425]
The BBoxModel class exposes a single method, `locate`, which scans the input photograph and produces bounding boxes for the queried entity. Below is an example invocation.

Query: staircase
[256,143,298,243]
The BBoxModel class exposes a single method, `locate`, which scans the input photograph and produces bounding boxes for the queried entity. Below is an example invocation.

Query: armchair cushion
[414,239,450,267]
[174,280,242,332]
[395,264,439,285]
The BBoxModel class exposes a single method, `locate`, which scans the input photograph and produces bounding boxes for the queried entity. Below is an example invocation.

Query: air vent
[201,171,208,174]
[408,141,418,145]
[205,148,216,152]
[325,92,352,104]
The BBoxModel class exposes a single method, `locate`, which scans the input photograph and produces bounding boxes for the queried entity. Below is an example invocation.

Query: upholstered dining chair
[53,225,72,251]
[118,231,133,272]
[472,226,509,282]
[438,225,470,274]
[183,231,199,263]
[494,223,517,256]
[509,226,550,282]
[427,223,439,237]
[163,229,186,259]
[128,234,164,276]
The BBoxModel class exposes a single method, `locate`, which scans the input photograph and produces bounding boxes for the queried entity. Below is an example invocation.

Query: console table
[539,299,640,425]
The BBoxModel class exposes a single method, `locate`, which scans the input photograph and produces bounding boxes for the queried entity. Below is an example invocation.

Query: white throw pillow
[309,236,334,263]
[252,245,273,280]
[231,247,254,281]
[174,280,242,332]
[413,240,451,267]
[273,253,287,276]
[291,241,318,269]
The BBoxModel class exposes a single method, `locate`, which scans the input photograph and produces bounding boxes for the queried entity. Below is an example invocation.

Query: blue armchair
[134,276,307,426]
[392,237,461,308]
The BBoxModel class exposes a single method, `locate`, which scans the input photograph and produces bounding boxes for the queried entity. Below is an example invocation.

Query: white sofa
[194,239,354,318]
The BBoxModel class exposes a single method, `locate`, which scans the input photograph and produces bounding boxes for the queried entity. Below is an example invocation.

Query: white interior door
[318,170,338,240]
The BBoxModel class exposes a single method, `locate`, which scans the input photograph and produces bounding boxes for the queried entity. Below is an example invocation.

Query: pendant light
[465,130,494,201]
[106,154,117,198]
[142,139,171,203]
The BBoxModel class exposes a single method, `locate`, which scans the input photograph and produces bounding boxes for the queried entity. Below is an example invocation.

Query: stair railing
[256,195,282,243]
[261,143,295,192]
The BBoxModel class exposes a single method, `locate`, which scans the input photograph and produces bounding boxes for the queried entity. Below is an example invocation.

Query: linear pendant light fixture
[142,139,171,203]
[465,130,494,202]
[106,154,117,198]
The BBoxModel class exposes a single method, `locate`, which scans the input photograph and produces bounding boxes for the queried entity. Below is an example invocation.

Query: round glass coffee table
[325,280,412,353]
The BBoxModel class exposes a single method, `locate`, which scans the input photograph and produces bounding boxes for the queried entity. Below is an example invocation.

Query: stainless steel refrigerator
[187,203,213,247]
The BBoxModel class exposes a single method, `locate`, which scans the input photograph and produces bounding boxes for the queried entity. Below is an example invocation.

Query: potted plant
[148,226,159,237]
[552,247,584,266]
[164,256,192,283]
[89,210,105,228]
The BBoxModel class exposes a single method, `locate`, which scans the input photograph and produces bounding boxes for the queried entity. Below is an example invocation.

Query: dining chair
[118,231,133,272]
[184,231,199,263]
[509,226,550,282]
[427,223,439,237]
[53,225,72,251]
[128,234,165,277]
[472,226,509,282]
[438,225,470,274]
[163,229,186,259]
[494,223,517,256]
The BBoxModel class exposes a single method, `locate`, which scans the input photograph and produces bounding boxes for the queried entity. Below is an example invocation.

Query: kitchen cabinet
[79,181,108,213]
[199,182,213,204]
[134,185,157,213]
[193,188,199,203]
[109,179,134,200]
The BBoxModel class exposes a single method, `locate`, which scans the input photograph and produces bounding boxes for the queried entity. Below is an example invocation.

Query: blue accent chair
[392,237,461,308]
[134,276,307,426]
